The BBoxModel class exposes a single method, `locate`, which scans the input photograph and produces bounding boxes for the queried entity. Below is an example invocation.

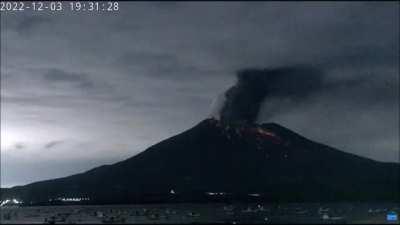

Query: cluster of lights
[248,193,261,197]
[206,192,261,197]
[0,198,22,206]
[49,197,90,202]
[206,192,226,196]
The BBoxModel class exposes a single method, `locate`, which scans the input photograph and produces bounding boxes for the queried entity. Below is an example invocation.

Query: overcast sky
[1,2,399,187]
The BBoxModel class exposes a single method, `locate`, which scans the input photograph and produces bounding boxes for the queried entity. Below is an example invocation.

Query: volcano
[1,119,399,205]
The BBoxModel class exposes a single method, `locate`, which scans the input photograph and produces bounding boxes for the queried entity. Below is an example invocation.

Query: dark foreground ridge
[1,119,399,205]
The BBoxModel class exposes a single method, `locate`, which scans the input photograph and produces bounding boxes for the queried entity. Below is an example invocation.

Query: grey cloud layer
[0,2,398,187]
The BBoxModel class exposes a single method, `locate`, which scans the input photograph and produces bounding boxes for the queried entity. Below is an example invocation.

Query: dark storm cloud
[1,14,52,35]
[43,69,94,89]
[44,140,64,149]
[14,143,26,150]
[319,46,398,69]
[117,51,179,67]
[116,51,184,76]
[16,16,50,33]
[116,51,216,81]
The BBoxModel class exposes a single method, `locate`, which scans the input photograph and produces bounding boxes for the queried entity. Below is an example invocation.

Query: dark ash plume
[218,66,323,124]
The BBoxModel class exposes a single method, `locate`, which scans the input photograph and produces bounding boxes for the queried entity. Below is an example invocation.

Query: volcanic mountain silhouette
[1,119,399,205]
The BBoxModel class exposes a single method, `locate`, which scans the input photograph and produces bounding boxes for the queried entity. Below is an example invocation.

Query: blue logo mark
[387,212,398,221]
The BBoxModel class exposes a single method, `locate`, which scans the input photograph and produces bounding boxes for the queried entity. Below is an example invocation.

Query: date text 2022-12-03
[0,1,119,12]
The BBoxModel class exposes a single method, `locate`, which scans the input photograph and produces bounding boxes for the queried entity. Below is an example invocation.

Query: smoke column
[213,66,323,124]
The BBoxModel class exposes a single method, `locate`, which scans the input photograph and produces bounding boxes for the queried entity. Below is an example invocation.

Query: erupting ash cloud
[211,66,324,124]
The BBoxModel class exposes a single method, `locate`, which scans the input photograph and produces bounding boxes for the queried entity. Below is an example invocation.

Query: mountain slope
[1,119,399,205]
